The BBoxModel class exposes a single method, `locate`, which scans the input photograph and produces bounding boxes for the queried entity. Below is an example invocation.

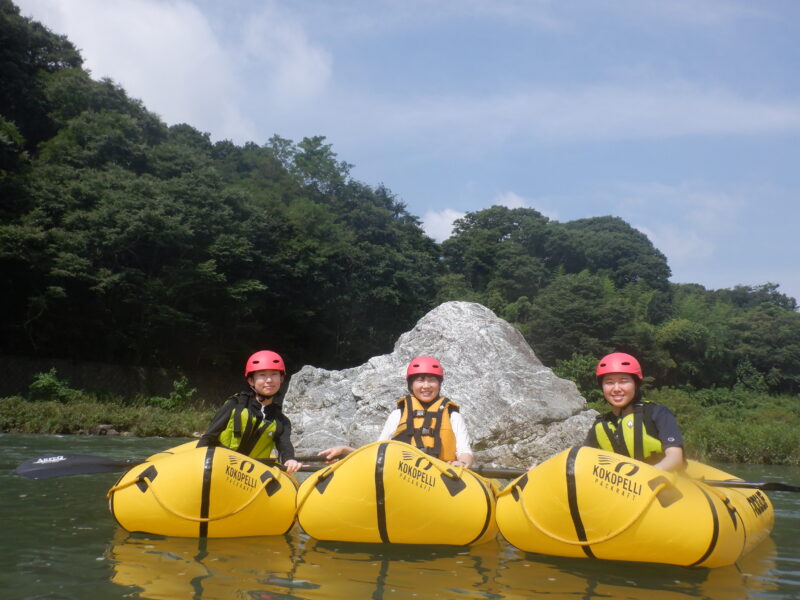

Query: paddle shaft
[16,453,800,492]
[15,452,324,479]
[467,467,800,492]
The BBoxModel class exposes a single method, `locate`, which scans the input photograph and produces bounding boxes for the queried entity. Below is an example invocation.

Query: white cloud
[607,181,746,281]
[601,0,767,27]
[15,0,331,143]
[493,191,528,209]
[18,1,800,150]
[421,192,554,242]
[237,3,333,110]
[422,208,465,242]
[351,82,800,152]
[17,0,252,138]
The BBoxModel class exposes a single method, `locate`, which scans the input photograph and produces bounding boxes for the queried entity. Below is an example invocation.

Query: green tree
[563,216,672,291]
[0,0,82,147]
[654,318,710,386]
[523,271,636,365]
[441,205,553,304]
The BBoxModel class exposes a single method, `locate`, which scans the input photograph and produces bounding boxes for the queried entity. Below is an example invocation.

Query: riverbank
[0,396,213,438]
[1,373,798,464]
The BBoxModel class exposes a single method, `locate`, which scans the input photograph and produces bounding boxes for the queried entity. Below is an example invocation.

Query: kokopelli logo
[613,461,640,477]
[225,457,257,489]
[226,455,255,473]
[596,454,640,477]
[398,450,436,489]
[593,454,643,498]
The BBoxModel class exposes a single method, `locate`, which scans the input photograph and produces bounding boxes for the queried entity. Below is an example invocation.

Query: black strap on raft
[260,470,282,497]
[564,445,595,559]
[134,465,158,493]
[687,484,722,567]
[199,445,215,538]
[375,442,390,543]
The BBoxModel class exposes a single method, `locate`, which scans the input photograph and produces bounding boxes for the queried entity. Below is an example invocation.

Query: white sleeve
[450,411,473,456]
[378,409,402,441]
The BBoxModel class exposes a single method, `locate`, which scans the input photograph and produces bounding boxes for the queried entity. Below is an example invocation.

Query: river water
[2,433,799,600]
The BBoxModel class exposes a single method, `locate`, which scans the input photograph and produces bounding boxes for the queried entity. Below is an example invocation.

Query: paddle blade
[15,454,140,479]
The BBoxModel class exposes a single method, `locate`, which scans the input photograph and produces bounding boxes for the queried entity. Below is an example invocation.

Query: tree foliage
[2,3,799,399]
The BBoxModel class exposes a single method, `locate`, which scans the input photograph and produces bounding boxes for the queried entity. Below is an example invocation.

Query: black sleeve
[196,398,236,448]
[274,413,296,462]
[583,414,603,448]
[583,424,599,448]
[650,405,684,449]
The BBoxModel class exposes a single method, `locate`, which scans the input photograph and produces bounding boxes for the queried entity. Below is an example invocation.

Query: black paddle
[468,467,800,492]
[693,479,800,493]
[15,454,800,493]
[14,452,327,479]
[15,454,141,478]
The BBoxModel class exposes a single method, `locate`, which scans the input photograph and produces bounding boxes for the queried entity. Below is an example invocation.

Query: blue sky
[16,0,800,303]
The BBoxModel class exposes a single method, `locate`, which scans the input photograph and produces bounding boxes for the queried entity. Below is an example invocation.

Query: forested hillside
[2,0,799,397]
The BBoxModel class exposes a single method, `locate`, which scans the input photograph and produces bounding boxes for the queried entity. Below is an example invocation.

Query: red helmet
[244,350,285,377]
[596,352,642,382]
[406,356,444,381]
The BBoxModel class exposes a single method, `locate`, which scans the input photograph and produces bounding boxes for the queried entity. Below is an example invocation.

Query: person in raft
[584,352,684,471]
[318,356,475,468]
[197,350,301,474]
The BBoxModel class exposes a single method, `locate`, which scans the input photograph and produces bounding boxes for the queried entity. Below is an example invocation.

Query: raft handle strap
[106,468,286,523]
[514,479,669,546]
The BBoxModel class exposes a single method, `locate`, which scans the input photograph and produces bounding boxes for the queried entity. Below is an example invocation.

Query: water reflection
[4,435,799,600]
[108,531,505,599]
[498,537,778,600]
[106,528,780,600]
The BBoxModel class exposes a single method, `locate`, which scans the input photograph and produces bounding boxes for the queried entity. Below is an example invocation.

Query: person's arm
[318,408,402,463]
[196,399,235,448]
[583,422,600,448]
[650,405,686,471]
[377,409,401,441]
[275,414,300,473]
[317,445,355,462]
[652,446,684,471]
[449,411,473,468]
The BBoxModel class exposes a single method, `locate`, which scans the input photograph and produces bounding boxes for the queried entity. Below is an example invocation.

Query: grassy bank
[0,369,214,437]
[2,370,799,464]
[0,396,214,437]
[649,387,800,465]
[586,387,800,465]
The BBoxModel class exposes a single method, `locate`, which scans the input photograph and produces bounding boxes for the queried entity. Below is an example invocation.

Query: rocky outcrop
[285,301,598,468]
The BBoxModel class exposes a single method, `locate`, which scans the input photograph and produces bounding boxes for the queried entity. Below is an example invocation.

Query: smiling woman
[584,353,685,472]
[317,356,475,469]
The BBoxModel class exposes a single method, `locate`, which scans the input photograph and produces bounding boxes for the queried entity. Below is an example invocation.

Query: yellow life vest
[592,401,664,463]
[219,403,278,459]
[391,395,458,461]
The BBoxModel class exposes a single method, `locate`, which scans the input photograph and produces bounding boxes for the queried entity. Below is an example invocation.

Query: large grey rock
[285,301,597,468]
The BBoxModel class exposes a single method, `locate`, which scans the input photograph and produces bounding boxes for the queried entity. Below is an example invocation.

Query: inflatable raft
[496,446,774,567]
[296,440,500,545]
[107,442,298,538]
